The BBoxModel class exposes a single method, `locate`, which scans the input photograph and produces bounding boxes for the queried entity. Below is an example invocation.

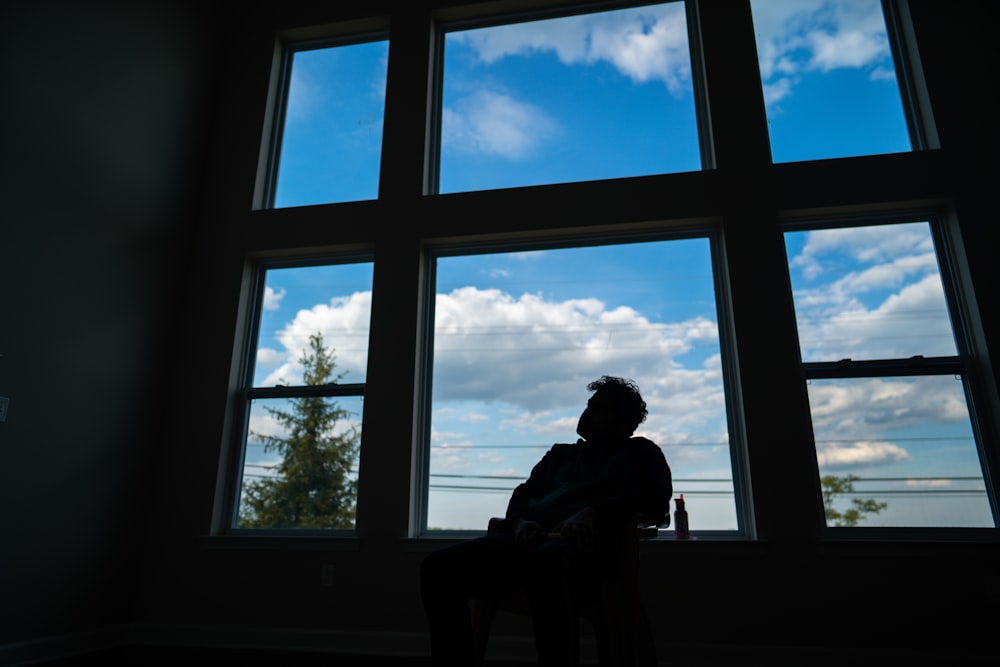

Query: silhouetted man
[420,376,673,666]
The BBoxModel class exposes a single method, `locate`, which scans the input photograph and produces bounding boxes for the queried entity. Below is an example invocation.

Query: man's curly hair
[587,375,647,433]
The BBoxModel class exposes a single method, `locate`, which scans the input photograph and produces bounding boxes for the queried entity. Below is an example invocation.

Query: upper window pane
[785,222,957,362]
[270,40,388,208]
[438,1,701,194]
[252,263,374,387]
[751,0,911,163]
[426,237,738,532]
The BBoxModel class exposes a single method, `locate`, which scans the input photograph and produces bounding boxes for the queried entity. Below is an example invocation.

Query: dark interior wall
[0,0,219,644]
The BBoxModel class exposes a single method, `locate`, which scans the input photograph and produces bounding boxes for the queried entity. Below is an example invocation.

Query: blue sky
[243,0,992,530]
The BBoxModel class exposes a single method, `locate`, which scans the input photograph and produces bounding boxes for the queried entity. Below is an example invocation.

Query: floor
[27,642,1000,667]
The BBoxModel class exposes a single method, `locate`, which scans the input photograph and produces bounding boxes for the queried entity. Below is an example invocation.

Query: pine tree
[821,474,888,527]
[240,333,360,529]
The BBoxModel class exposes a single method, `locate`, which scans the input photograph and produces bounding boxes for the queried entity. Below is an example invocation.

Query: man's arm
[505,444,580,547]
[638,439,673,525]
[504,443,571,522]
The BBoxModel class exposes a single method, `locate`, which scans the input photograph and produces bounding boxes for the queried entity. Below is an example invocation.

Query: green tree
[240,332,360,529]
[821,474,888,527]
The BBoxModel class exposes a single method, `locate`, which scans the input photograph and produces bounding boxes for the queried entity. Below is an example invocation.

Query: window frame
[222,252,374,537]
[254,23,392,211]
[748,0,930,164]
[414,224,755,539]
[428,0,714,195]
[782,211,1000,536]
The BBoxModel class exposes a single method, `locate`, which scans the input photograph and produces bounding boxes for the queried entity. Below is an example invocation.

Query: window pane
[426,238,737,531]
[235,260,373,531]
[808,377,991,527]
[785,222,957,362]
[751,0,911,163]
[439,1,701,194]
[271,41,388,208]
[252,263,374,387]
[237,396,364,529]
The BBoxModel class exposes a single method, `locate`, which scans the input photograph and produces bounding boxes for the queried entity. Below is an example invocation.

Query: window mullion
[356,240,426,542]
[700,0,824,539]
[723,219,826,541]
[379,7,434,200]
[694,0,771,174]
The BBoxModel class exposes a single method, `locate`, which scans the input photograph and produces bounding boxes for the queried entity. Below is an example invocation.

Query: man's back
[507,436,672,534]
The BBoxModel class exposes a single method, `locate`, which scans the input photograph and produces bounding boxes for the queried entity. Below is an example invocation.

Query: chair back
[471,515,658,666]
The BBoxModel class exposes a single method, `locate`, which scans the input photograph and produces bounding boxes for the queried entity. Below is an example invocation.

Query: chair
[470,515,660,666]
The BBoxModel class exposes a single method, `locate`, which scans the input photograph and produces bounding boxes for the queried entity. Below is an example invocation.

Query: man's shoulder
[543,441,583,460]
[626,436,668,463]
[627,436,659,450]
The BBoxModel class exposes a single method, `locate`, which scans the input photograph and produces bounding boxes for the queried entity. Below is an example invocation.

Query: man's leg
[524,538,587,667]
[420,534,522,666]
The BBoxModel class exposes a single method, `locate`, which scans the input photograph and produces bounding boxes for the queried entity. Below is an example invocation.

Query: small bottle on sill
[674,494,690,540]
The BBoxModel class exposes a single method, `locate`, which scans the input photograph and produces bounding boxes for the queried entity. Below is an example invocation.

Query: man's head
[576,375,647,441]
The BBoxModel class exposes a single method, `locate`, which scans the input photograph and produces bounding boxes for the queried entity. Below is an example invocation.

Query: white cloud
[430,426,473,445]
[833,252,939,295]
[260,291,373,386]
[816,439,910,468]
[904,478,956,489]
[248,410,285,440]
[424,284,731,519]
[870,66,896,82]
[431,448,475,472]
[808,376,969,448]
[792,225,934,277]
[789,225,954,360]
[478,451,506,465]
[285,65,324,123]
[255,347,285,371]
[442,4,691,161]
[442,90,560,160]
[807,24,887,72]
[586,5,692,94]
[430,286,726,455]
[762,78,794,108]
[753,0,892,108]
[262,286,286,311]
[262,283,727,484]
[454,3,691,94]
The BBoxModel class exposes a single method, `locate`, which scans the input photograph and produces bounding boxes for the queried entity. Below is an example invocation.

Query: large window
[218,1,998,540]
[423,235,741,533]
[232,260,373,531]
[785,221,992,527]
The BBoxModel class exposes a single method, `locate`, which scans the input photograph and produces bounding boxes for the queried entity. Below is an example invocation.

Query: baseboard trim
[4,623,994,666]
[0,626,128,666]
[127,623,433,657]
[0,624,558,665]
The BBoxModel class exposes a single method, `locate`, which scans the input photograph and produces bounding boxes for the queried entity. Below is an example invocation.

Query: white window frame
[221,253,374,537]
